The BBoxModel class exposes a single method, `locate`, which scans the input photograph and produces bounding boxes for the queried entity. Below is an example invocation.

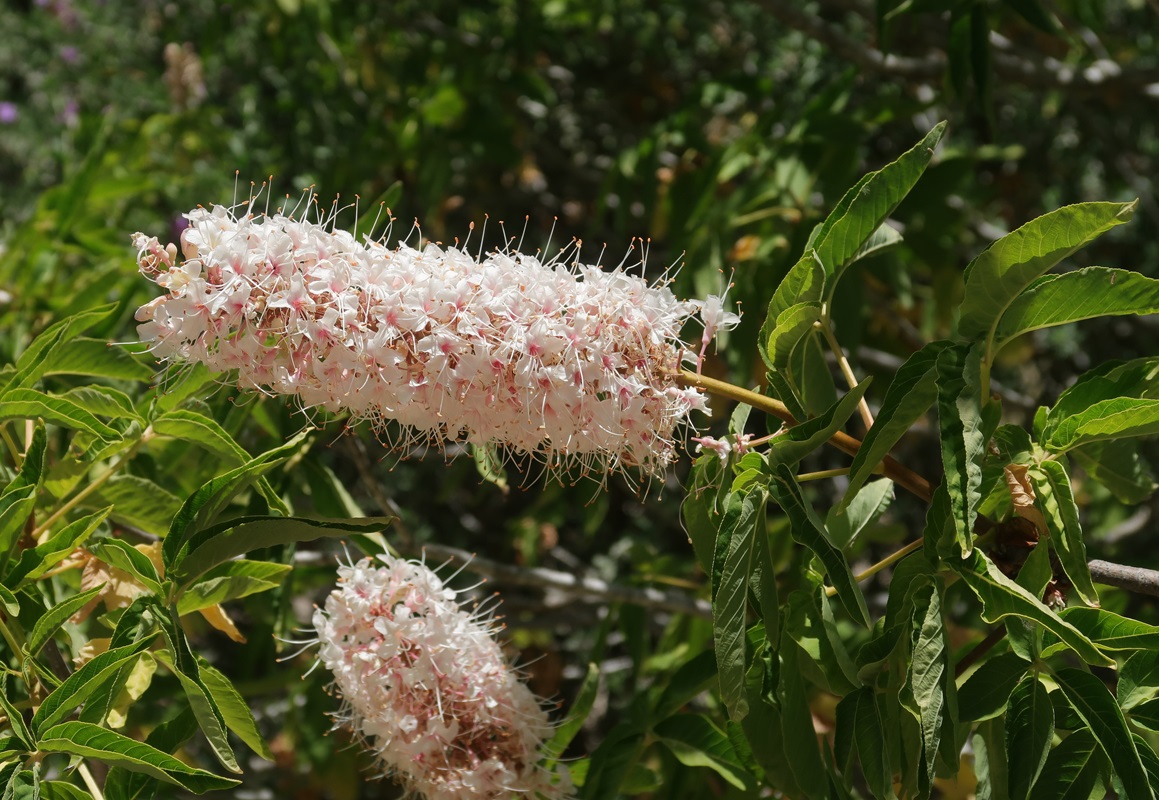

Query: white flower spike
[134,203,735,475]
[312,553,569,800]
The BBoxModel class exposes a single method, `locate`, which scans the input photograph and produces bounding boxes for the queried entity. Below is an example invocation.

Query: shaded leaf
[197,658,273,761]
[0,389,119,442]
[654,714,756,791]
[1005,675,1054,800]
[41,338,153,382]
[31,641,152,733]
[936,342,986,556]
[958,652,1030,722]
[544,663,599,762]
[1027,729,1105,800]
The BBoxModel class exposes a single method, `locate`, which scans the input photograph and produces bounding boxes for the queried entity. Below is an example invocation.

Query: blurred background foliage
[1,0,1157,796]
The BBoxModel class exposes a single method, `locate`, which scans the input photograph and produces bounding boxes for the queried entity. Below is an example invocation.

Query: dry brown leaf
[1004,464,1047,534]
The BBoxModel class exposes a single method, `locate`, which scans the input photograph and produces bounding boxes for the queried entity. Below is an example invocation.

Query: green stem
[825,538,925,596]
[816,314,874,431]
[0,424,21,467]
[29,437,145,540]
[798,467,850,482]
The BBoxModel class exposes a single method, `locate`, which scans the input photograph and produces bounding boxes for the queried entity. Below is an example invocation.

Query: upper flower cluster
[134,205,728,472]
[313,553,566,800]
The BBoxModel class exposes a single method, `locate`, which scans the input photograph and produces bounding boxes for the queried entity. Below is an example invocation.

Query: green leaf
[1129,697,1159,731]
[1053,667,1154,800]
[682,454,729,575]
[1071,439,1157,504]
[1119,650,1159,709]
[175,560,291,614]
[197,658,273,760]
[544,662,599,762]
[1006,0,1061,34]
[838,688,895,799]
[1046,397,1159,453]
[768,378,871,467]
[1030,461,1097,605]
[973,716,1011,800]
[937,342,987,557]
[25,583,106,658]
[58,387,140,422]
[31,641,152,734]
[1,306,116,393]
[41,338,153,382]
[152,650,238,774]
[849,222,904,264]
[162,431,310,571]
[993,267,1159,354]
[95,476,182,538]
[86,539,163,595]
[827,478,893,550]
[0,586,18,616]
[1059,607,1159,651]
[151,410,251,463]
[579,726,646,800]
[765,301,821,375]
[778,626,828,798]
[38,721,240,794]
[957,652,1030,722]
[907,581,950,781]
[39,781,93,800]
[1027,729,1105,800]
[0,389,119,442]
[761,252,825,368]
[0,423,47,570]
[950,550,1110,666]
[770,465,870,627]
[654,651,716,722]
[5,767,39,800]
[815,122,946,297]
[1005,676,1054,800]
[713,488,768,721]
[785,590,858,696]
[169,514,393,587]
[0,683,33,750]
[959,201,1136,342]
[654,714,756,791]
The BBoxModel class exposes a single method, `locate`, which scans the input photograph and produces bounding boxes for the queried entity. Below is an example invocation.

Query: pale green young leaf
[993,267,1159,354]
[1053,667,1154,800]
[151,410,251,463]
[760,251,825,368]
[1005,676,1054,800]
[654,714,757,791]
[958,201,1136,342]
[38,721,240,794]
[1030,461,1097,605]
[1026,729,1105,800]
[950,550,1110,666]
[95,476,182,538]
[1,305,116,393]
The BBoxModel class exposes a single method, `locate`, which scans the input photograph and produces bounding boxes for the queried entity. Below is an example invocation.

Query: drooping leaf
[682,453,730,576]
[906,581,951,781]
[767,378,870,468]
[973,716,1010,800]
[950,550,1110,666]
[168,514,393,587]
[1029,461,1097,605]
[1071,439,1157,504]
[936,342,986,556]
[1058,606,1159,651]
[86,539,163,595]
[1026,729,1105,800]
[713,487,768,721]
[837,688,896,799]
[175,560,291,614]
[770,465,870,627]
[653,714,756,791]
[957,652,1031,722]
[993,267,1159,354]
[1119,650,1159,710]
[1,305,116,393]
[1045,397,1159,453]
[1053,667,1154,800]
[827,478,893,550]
[0,423,47,570]
[1005,676,1054,800]
[958,201,1136,342]
[785,590,858,696]
[40,338,153,382]
[152,649,239,774]
[37,721,240,794]
[151,410,251,463]
[197,658,273,761]
[654,651,717,722]
[778,626,828,798]
[579,726,646,800]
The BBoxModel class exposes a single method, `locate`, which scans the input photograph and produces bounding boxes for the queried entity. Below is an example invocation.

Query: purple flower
[0,103,17,125]
[60,46,79,64]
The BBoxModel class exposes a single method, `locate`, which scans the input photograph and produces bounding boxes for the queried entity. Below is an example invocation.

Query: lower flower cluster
[312,553,568,800]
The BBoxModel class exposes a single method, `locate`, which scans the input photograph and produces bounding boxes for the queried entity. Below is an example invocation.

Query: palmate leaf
[992,267,1159,354]
[1053,667,1154,800]
[958,201,1136,343]
[37,721,239,794]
